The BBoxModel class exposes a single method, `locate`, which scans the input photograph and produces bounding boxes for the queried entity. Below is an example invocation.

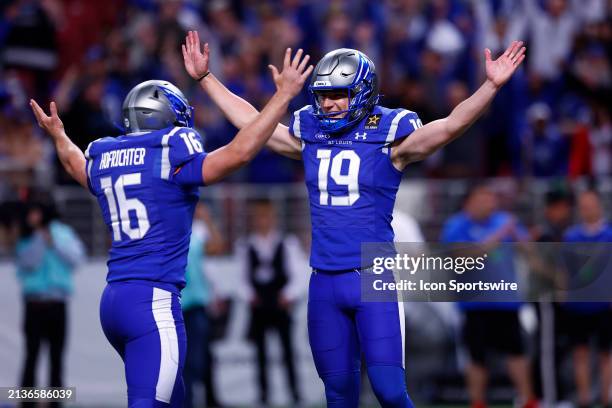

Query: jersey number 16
[101,173,150,241]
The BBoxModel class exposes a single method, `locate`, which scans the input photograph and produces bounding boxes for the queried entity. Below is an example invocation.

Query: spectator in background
[0,108,50,191]
[534,189,574,242]
[562,189,612,408]
[569,102,612,179]
[0,0,611,184]
[520,0,577,83]
[530,189,573,405]
[0,200,24,257]
[586,104,612,177]
[15,198,85,408]
[441,185,537,408]
[236,199,308,407]
[521,102,569,178]
[54,72,119,184]
[1,0,59,98]
[434,80,485,177]
[322,7,353,52]
[182,203,225,408]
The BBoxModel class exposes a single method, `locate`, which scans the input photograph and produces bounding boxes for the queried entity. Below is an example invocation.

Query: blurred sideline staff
[235,198,308,406]
[8,196,85,408]
[182,202,226,408]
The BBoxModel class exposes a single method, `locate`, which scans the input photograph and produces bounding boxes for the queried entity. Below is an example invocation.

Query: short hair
[545,190,572,206]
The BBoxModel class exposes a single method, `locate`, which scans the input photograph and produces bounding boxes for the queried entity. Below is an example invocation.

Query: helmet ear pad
[122,80,193,133]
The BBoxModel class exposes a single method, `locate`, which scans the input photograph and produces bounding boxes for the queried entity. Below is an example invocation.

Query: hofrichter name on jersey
[289,105,421,272]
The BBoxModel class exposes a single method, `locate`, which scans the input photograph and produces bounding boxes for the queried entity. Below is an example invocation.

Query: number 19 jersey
[84,126,207,290]
[289,105,421,271]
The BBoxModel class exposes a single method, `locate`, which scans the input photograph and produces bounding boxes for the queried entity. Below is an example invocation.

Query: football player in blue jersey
[29,48,312,408]
[183,31,526,408]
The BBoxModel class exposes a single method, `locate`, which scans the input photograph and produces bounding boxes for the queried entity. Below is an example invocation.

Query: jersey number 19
[316,149,360,206]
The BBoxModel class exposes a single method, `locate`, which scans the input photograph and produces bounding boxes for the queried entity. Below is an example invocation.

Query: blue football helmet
[122,80,194,133]
[309,48,379,133]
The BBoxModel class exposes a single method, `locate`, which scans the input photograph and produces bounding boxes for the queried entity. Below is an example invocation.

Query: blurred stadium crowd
[1,1,611,407]
[0,0,610,196]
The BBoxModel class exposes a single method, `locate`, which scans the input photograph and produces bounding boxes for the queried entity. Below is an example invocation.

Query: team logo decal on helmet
[122,80,194,133]
[309,48,379,133]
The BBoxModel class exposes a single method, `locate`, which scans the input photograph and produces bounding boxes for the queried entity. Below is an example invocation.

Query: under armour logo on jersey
[354,132,367,140]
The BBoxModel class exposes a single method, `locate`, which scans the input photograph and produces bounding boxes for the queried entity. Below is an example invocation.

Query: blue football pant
[100,282,186,407]
[308,271,414,408]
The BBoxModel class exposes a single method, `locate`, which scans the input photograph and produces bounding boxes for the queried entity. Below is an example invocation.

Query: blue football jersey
[564,222,612,242]
[84,126,207,290]
[289,105,421,271]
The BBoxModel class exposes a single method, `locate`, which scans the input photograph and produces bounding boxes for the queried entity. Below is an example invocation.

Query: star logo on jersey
[365,114,381,129]
[354,132,367,140]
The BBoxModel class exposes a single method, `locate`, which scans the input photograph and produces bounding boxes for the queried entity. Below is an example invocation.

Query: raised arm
[183,31,302,160]
[391,41,526,170]
[201,48,312,184]
[30,100,88,188]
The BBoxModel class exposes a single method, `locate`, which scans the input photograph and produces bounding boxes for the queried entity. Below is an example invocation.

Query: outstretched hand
[30,99,65,139]
[268,48,314,99]
[485,40,526,88]
[182,30,209,80]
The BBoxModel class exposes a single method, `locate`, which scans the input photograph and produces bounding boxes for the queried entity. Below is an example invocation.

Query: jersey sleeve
[84,141,97,196]
[386,109,422,143]
[164,127,207,186]
[288,105,313,140]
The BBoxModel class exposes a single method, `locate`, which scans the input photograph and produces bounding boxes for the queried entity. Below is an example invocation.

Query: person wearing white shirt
[235,199,308,406]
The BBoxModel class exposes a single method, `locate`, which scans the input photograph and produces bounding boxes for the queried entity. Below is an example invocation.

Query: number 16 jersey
[84,126,207,291]
[289,105,421,271]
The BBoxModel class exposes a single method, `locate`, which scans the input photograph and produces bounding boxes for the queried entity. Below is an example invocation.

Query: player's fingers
[194,31,201,52]
[30,100,47,125]
[186,32,192,53]
[182,44,188,61]
[291,48,303,68]
[300,64,314,80]
[512,46,526,64]
[185,32,190,48]
[50,101,58,118]
[509,41,524,59]
[503,40,516,57]
[29,100,40,121]
[268,64,280,81]
[204,42,209,57]
[515,54,526,67]
[189,31,197,53]
[297,54,310,72]
[484,48,492,62]
[283,48,291,69]
[183,44,193,64]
